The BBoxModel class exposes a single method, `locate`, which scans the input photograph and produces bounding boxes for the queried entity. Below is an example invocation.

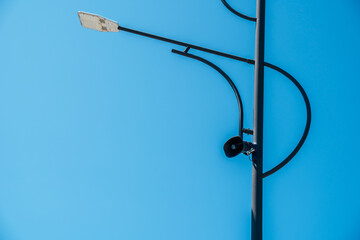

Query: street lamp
[78,2,311,239]
[78,12,119,32]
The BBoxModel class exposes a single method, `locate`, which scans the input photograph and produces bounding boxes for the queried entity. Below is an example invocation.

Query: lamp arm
[172,48,245,138]
[262,62,312,178]
[118,25,311,173]
[221,0,257,22]
[118,25,254,65]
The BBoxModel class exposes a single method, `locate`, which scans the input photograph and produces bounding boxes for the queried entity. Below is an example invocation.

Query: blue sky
[0,0,359,239]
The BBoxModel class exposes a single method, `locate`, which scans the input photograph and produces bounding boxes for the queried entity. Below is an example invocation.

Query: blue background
[0,0,359,239]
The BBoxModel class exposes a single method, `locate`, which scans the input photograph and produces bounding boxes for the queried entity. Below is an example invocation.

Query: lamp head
[78,11,120,32]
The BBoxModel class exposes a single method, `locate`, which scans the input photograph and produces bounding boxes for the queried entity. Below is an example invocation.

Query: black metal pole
[252,0,265,239]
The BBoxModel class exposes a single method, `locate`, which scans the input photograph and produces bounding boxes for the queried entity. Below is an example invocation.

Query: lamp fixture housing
[78,11,120,32]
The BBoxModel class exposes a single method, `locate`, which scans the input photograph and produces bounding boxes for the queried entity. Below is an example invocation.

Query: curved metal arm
[262,62,312,178]
[118,26,254,64]
[170,49,311,175]
[116,23,310,176]
[172,48,244,138]
[221,0,256,22]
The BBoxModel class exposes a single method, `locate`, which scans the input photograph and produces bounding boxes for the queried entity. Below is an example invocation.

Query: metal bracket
[245,148,256,156]
[243,128,254,135]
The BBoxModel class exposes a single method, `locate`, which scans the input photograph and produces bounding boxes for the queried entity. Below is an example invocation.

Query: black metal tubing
[170,50,312,175]
[262,62,311,178]
[172,48,244,138]
[221,0,256,22]
[118,26,254,64]
[117,24,311,177]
